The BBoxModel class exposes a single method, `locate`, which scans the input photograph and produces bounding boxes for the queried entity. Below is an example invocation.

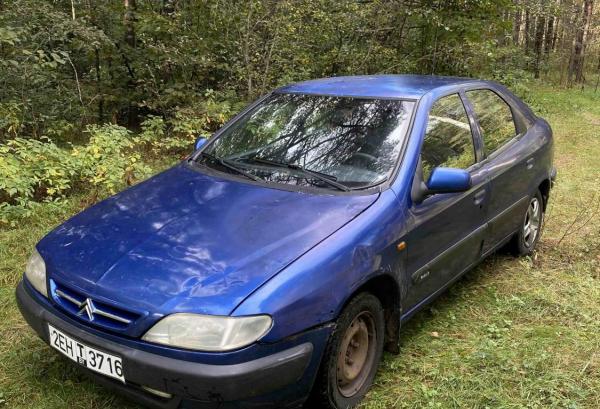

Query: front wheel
[510,190,544,256]
[310,293,385,409]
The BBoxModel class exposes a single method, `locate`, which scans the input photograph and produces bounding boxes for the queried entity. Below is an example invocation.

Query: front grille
[50,279,141,331]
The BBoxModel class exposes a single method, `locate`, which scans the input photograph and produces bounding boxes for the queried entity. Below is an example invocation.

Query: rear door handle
[474,190,486,206]
[526,157,535,169]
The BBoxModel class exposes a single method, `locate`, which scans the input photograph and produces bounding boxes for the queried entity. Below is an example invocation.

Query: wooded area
[1,0,598,139]
[1,3,599,408]
[0,0,599,220]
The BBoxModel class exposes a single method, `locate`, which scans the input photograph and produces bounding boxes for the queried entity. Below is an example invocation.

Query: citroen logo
[77,298,96,321]
[54,288,133,325]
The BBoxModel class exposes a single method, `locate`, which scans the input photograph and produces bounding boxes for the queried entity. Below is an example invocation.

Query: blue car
[17,75,555,409]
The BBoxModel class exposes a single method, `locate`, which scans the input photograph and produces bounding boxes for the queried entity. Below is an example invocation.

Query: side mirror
[194,136,208,151]
[426,167,472,194]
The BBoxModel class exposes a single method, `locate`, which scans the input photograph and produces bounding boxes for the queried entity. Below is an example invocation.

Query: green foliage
[73,125,151,193]
[0,1,112,138]
[0,125,151,225]
[0,137,76,222]
[0,0,516,141]
[136,90,236,155]
[0,102,23,138]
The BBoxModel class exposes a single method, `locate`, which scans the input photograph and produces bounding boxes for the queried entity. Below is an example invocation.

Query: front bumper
[16,280,330,409]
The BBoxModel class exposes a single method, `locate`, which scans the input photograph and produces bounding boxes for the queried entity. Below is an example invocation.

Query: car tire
[509,190,544,256]
[309,292,385,409]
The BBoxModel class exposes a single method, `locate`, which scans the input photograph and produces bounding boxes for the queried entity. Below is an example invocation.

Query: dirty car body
[17,75,555,409]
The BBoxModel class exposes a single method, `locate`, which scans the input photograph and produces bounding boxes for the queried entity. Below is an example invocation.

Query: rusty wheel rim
[336,311,377,398]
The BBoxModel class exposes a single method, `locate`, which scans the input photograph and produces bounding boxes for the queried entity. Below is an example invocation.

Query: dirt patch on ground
[582,112,600,126]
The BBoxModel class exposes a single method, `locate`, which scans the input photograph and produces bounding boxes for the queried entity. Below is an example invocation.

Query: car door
[464,88,532,254]
[403,93,489,314]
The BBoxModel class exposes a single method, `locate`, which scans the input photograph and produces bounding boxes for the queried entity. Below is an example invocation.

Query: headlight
[25,248,47,297]
[142,313,272,351]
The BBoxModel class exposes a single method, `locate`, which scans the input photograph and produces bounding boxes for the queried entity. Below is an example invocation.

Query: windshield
[199,93,415,190]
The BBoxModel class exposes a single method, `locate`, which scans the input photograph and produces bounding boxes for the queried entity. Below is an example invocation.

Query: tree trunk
[124,0,137,47]
[242,5,254,97]
[513,0,522,45]
[569,0,594,86]
[552,15,559,51]
[534,15,546,78]
[95,48,104,122]
[595,55,600,92]
[87,0,104,122]
[524,9,531,53]
[545,16,554,57]
[577,0,594,83]
[552,0,564,51]
[123,0,137,126]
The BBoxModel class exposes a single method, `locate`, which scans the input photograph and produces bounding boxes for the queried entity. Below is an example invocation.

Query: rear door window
[466,89,517,155]
[421,93,476,181]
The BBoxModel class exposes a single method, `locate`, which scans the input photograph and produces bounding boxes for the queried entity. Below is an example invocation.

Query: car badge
[77,298,96,321]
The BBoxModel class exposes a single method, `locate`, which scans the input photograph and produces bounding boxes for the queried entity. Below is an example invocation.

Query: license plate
[48,323,125,383]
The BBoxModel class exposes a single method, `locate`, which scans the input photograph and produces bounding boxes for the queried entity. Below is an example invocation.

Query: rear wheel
[510,190,544,256]
[310,293,384,409]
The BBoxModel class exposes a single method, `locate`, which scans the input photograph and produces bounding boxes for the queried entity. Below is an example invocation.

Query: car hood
[39,164,378,318]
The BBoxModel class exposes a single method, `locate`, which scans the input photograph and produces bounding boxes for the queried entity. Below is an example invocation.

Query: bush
[137,90,237,155]
[0,124,151,225]
[1,138,72,223]
[0,102,22,139]
[74,124,152,193]
[0,89,237,225]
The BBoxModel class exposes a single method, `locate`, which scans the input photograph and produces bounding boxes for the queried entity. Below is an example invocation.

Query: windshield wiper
[200,152,264,182]
[248,157,350,192]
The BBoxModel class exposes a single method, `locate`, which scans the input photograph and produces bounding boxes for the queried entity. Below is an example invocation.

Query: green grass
[1,85,599,409]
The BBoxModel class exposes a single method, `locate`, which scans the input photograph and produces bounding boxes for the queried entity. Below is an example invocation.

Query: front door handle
[526,157,535,169]
[474,190,486,206]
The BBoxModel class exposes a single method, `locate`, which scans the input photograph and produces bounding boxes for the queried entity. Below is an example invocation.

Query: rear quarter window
[467,89,517,155]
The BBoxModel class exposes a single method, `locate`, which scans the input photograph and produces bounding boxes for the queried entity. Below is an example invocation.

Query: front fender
[232,189,408,343]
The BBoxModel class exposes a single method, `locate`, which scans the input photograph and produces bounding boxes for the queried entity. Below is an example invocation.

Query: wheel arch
[538,178,551,211]
[340,274,402,354]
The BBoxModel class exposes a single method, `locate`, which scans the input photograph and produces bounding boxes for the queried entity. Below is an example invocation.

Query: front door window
[421,93,476,181]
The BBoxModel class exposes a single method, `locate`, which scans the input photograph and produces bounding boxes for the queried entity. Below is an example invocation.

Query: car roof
[276,74,484,100]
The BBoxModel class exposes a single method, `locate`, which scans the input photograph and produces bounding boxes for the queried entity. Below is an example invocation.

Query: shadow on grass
[394,253,513,346]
